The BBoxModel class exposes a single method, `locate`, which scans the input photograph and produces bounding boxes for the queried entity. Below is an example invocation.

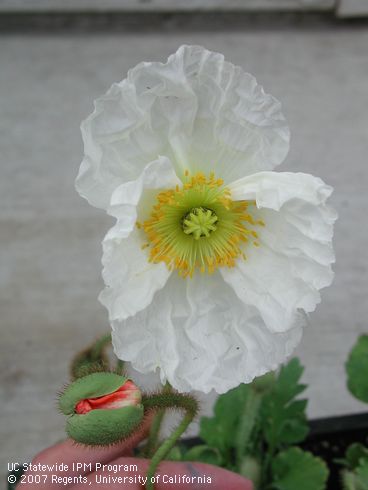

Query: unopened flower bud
[59,373,143,445]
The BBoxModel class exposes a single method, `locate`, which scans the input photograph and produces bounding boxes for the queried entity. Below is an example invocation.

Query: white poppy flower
[76,45,336,394]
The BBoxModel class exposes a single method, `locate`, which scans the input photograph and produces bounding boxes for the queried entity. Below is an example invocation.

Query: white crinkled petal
[76,45,289,210]
[99,157,180,321]
[221,171,337,333]
[100,229,170,322]
[111,273,303,394]
[107,155,181,224]
[229,171,334,213]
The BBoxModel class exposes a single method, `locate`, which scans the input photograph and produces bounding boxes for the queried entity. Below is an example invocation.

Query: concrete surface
[338,0,368,17]
[0,0,335,13]
[1,22,368,477]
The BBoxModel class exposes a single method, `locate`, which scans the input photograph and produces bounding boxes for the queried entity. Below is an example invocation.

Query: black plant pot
[301,412,368,490]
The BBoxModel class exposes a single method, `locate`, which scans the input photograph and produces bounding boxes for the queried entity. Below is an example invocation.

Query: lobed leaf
[271,447,329,490]
[260,359,309,448]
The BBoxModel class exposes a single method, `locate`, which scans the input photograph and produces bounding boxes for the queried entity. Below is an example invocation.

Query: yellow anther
[142,171,264,277]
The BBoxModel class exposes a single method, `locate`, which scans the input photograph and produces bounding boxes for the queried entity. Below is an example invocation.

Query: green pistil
[182,207,218,240]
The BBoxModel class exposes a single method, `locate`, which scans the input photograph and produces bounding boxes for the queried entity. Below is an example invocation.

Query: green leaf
[166,446,183,461]
[252,371,276,394]
[341,470,358,490]
[183,445,223,466]
[272,447,329,490]
[346,443,368,470]
[200,383,250,455]
[276,358,307,403]
[356,459,368,490]
[341,460,368,490]
[260,359,309,448]
[346,336,368,403]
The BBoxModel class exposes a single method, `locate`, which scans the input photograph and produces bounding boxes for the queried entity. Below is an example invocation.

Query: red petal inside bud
[75,380,141,414]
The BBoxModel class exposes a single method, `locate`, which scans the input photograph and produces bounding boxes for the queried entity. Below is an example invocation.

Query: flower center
[182,207,218,239]
[139,171,264,278]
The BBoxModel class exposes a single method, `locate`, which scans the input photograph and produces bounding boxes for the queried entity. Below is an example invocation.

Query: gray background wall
[1,14,368,477]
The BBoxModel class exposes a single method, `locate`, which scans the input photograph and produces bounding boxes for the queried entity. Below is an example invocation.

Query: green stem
[142,392,198,490]
[143,383,172,457]
[235,387,262,470]
[90,333,112,360]
[261,450,273,490]
[115,359,125,375]
[71,333,112,379]
[143,409,165,457]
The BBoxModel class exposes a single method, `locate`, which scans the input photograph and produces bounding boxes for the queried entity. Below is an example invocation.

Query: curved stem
[142,392,198,490]
[90,333,112,360]
[71,332,112,379]
[143,409,165,457]
[90,333,125,375]
[143,383,172,458]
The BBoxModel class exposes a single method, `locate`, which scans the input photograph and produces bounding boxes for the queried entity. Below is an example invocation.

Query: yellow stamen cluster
[140,171,264,277]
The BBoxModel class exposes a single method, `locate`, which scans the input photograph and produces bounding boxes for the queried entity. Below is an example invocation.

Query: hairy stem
[143,409,165,457]
[235,387,262,470]
[70,332,112,379]
[143,383,172,457]
[115,359,125,375]
[142,392,198,490]
[90,333,112,360]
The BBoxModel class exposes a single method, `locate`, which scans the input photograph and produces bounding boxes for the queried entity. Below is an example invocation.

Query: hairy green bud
[59,372,143,446]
